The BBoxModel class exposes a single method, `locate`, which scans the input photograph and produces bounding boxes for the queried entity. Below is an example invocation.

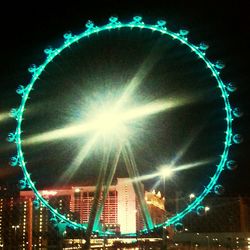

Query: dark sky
[0,1,249,200]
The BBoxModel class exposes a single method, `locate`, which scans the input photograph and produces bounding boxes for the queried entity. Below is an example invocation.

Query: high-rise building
[145,190,166,225]
[20,178,166,234]
[0,185,20,249]
[0,179,166,248]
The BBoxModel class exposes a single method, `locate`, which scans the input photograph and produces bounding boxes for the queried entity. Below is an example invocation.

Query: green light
[9,15,238,236]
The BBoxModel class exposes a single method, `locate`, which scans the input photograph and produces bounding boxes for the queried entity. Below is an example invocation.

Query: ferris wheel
[8,16,242,243]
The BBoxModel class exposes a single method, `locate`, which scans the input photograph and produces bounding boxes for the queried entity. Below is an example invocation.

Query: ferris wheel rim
[10,16,234,235]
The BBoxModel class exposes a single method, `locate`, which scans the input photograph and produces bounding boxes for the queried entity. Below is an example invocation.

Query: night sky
[0,1,249,204]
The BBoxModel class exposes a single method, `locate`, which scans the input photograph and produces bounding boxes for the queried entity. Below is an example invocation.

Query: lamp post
[159,166,173,250]
[12,225,20,246]
[189,194,195,231]
[162,172,166,250]
[206,235,210,250]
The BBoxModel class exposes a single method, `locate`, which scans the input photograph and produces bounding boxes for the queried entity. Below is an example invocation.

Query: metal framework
[8,16,241,236]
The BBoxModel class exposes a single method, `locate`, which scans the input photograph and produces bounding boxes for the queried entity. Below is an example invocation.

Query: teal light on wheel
[9,16,240,235]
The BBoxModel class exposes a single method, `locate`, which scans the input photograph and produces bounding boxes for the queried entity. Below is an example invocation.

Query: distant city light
[189,193,196,199]
[205,206,210,212]
[12,225,20,229]
[41,190,57,196]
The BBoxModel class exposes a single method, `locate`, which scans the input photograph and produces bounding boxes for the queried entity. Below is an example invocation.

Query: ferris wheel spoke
[93,143,123,231]
[122,142,154,231]
[85,144,111,241]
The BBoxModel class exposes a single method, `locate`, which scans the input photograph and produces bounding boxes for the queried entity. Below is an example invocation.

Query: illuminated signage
[41,190,57,196]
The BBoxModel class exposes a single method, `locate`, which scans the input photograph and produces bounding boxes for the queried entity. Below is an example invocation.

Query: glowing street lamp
[157,165,174,210]
[159,166,173,249]
[11,225,20,231]
[159,166,174,179]
[12,225,20,242]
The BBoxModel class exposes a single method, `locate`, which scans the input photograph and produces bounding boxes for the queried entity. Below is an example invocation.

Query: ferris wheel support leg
[122,143,154,231]
[84,147,111,250]
[93,143,123,231]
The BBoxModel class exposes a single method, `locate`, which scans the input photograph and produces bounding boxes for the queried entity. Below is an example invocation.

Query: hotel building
[18,178,166,248]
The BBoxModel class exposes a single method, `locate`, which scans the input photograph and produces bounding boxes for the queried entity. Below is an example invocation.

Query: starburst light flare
[23,96,189,146]
[130,160,211,183]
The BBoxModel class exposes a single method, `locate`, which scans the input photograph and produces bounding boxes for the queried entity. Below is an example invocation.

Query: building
[174,196,250,250]
[2,181,250,249]
[145,190,166,225]
[184,196,250,233]
[0,185,21,249]
[18,178,166,248]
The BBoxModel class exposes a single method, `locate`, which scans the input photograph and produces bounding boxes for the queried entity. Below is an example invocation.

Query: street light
[159,166,173,250]
[188,193,196,231]
[158,166,174,211]
[159,166,174,179]
[11,225,20,232]
[206,235,210,250]
[159,165,173,220]
[12,225,20,244]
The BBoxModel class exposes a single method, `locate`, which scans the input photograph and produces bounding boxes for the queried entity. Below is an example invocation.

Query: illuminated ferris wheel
[8,16,242,243]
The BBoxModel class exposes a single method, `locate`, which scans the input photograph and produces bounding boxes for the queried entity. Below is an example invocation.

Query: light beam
[57,133,100,184]
[0,112,10,123]
[130,160,211,183]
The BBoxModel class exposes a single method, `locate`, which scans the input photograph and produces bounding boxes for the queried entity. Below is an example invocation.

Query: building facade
[2,182,250,249]
[0,185,20,249]
[18,178,166,248]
